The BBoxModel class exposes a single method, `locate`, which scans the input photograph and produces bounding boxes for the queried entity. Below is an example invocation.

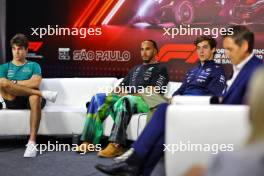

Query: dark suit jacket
[222,55,262,105]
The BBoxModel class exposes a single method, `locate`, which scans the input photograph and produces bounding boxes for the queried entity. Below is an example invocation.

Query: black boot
[95,151,142,176]
[95,161,139,176]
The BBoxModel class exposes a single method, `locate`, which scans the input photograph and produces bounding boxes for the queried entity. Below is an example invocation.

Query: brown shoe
[98,143,124,158]
[76,142,95,154]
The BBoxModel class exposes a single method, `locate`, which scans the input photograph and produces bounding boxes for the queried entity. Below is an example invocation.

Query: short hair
[222,25,254,53]
[194,35,217,49]
[10,33,29,49]
[143,40,158,52]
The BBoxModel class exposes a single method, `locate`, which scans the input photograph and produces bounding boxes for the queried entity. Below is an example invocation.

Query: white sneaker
[41,91,58,103]
[114,148,134,163]
[24,142,38,157]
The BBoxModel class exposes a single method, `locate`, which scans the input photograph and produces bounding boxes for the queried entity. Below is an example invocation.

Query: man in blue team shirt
[173,36,226,97]
[0,34,58,157]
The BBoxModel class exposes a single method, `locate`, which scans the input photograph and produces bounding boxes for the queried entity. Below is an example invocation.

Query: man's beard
[143,57,153,63]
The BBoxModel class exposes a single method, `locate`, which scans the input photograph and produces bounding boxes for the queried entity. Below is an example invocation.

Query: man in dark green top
[0,34,58,157]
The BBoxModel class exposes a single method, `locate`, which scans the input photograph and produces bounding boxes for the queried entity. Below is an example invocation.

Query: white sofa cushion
[0,108,86,135]
[113,78,124,88]
[164,82,182,98]
[165,105,250,176]
[40,78,118,107]
[0,107,147,140]
[171,96,212,105]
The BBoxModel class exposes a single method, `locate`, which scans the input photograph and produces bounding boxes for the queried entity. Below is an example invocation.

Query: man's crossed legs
[0,78,58,157]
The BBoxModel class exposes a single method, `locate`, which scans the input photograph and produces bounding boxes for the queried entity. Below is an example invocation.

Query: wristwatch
[12,80,17,84]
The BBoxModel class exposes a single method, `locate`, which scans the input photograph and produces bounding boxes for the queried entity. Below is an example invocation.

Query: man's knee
[0,78,11,89]
[29,95,41,105]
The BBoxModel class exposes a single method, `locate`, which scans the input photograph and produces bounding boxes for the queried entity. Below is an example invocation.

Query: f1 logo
[28,42,43,52]
[158,44,198,64]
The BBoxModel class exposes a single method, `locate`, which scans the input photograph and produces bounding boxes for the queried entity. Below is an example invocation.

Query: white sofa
[0,78,181,141]
[1,78,251,175]
[165,105,250,176]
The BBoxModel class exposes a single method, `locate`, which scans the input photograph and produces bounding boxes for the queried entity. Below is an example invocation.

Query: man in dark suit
[95,25,263,176]
[221,26,262,104]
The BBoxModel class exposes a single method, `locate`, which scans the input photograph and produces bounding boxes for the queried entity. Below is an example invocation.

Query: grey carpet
[0,140,165,176]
